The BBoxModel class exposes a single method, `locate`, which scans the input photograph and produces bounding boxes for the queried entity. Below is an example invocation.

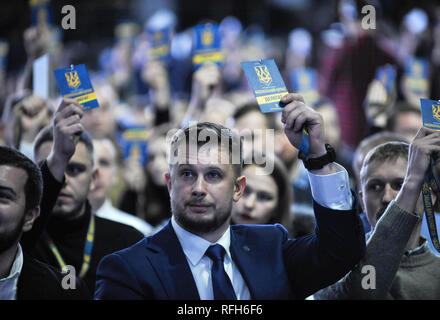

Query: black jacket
[17,253,90,300]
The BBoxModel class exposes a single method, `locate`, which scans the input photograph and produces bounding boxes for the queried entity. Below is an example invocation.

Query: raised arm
[21,98,84,251]
[315,127,440,299]
[280,93,365,299]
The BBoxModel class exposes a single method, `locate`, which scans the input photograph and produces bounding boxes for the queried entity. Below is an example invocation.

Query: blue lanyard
[421,157,440,254]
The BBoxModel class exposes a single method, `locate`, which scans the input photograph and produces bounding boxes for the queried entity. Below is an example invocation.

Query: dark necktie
[205,244,237,300]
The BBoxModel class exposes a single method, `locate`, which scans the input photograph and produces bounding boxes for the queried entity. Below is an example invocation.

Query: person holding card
[95,93,365,300]
[25,99,145,295]
[315,128,440,299]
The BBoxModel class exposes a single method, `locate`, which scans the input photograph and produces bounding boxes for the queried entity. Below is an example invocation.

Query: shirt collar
[405,237,429,256]
[171,215,231,266]
[0,244,24,300]
[3,244,23,280]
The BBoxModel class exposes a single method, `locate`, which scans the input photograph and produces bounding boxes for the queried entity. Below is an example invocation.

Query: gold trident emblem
[254,65,272,86]
[201,29,213,47]
[65,71,81,89]
[432,104,440,122]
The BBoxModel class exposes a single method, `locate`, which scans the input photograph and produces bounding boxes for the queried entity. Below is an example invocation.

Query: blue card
[147,26,172,63]
[117,123,148,165]
[192,24,222,69]
[406,57,428,78]
[290,67,319,106]
[241,59,289,113]
[421,98,440,131]
[30,0,53,26]
[53,64,99,111]
[376,65,396,94]
[405,57,429,94]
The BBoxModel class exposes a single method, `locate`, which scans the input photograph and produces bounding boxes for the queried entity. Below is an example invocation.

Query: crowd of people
[1,0,440,300]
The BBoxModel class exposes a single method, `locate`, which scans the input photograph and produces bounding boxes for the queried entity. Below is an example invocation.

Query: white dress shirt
[0,244,23,300]
[171,216,251,300]
[171,164,353,300]
[94,199,154,236]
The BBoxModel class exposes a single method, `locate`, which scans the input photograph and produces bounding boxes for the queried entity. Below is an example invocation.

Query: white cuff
[307,163,353,211]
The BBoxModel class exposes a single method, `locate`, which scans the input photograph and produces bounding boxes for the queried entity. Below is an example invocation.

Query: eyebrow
[177,164,223,169]
[0,185,18,199]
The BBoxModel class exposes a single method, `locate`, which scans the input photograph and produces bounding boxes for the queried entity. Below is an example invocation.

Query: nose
[244,192,257,210]
[192,175,207,198]
[382,183,397,204]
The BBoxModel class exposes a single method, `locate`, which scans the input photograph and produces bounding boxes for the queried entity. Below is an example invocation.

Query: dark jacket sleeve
[21,160,64,252]
[283,191,366,299]
[94,252,147,300]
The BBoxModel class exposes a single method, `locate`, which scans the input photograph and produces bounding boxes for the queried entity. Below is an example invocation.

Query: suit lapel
[229,228,266,299]
[146,222,200,300]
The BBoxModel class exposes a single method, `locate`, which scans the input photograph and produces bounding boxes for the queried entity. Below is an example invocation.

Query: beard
[0,214,25,253]
[171,198,232,235]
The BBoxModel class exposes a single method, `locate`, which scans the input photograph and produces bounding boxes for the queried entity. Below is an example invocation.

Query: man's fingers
[280,93,305,105]
[57,98,82,113]
[281,99,303,123]
[414,126,439,140]
[54,102,83,123]
[284,107,304,131]
[61,123,84,137]
[292,113,308,133]
[57,114,82,128]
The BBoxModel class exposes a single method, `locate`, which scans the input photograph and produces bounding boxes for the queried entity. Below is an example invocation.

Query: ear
[165,172,171,193]
[90,168,99,191]
[22,206,41,232]
[233,175,246,202]
[358,190,365,212]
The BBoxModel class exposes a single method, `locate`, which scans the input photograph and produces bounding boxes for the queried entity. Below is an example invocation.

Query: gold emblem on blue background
[254,65,272,86]
[65,70,81,89]
[201,29,213,46]
[432,104,440,122]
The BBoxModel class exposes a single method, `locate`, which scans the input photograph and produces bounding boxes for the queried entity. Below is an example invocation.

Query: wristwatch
[301,143,336,170]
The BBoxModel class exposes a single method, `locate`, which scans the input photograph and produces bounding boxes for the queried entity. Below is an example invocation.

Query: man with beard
[315,128,440,299]
[0,146,90,299]
[30,112,144,294]
[95,93,366,300]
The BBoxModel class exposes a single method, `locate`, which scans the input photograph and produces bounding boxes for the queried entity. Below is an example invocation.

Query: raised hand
[47,98,84,181]
[280,93,326,159]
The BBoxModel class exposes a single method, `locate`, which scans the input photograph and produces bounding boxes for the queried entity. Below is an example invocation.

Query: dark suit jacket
[17,254,91,300]
[95,198,366,300]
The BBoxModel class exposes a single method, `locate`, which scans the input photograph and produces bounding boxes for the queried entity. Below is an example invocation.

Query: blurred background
[1,0,439,241]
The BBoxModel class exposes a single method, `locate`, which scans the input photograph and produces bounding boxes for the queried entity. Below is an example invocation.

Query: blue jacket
[94,199,366,300]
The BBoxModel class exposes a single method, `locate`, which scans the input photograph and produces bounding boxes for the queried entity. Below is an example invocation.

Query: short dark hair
[352,131,409,189]
[0,146,43,211]
[360,142,409,183]
[169,122,243,177]
[33,125,94,165]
